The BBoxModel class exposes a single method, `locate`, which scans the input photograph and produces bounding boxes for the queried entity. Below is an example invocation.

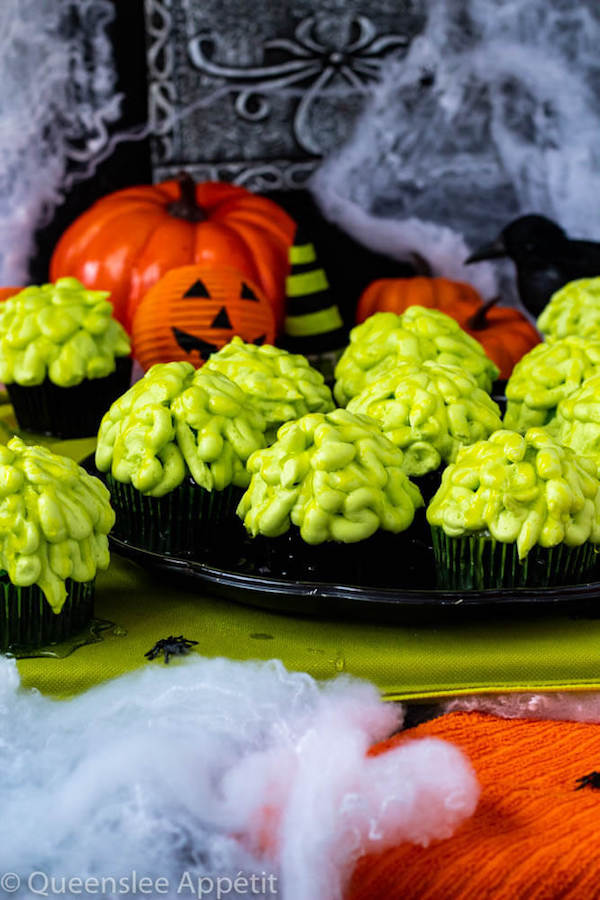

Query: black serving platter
[83,455,600,622]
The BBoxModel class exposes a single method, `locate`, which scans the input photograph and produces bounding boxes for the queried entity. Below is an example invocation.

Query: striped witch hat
[283,226,346,381]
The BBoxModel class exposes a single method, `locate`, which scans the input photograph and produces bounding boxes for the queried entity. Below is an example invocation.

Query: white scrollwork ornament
[186,14,409,155]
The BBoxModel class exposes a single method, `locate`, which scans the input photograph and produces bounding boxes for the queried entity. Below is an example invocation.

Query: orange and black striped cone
[283,226,346,383]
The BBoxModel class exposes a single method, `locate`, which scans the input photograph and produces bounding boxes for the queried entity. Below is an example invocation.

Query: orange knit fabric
[348,711,600,900]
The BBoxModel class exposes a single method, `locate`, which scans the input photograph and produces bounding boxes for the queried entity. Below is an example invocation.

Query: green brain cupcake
[205,336,334,442]
[95,360,266,557]
[237,408,424,582]
[0,436,114,649]
[0,277,132,437]
[427,428,600,590]
[538,278,600,341]
[504,337,600,432]
[334,308,499,407]
[346,361,503,493]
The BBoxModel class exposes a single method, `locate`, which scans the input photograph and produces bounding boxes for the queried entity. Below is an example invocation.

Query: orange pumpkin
[50,173,295,332]
[356,277,540,380]
[0,288,20,302]
[131,264,276,371]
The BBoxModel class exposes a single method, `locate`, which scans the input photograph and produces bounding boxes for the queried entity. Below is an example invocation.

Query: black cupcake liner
[245,526,426,587]
[0,575,95,651]
[7,356,132,438]
[106,474,244,558]
[430,527,597,590]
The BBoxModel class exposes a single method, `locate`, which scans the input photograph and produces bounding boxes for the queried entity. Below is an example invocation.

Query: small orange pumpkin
[132,264,276,371]
[356,277,540,380]
[0,288,20,302]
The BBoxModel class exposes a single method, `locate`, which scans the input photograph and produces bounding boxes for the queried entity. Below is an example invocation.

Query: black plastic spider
[575,771,600,791]
[144,635,199,664]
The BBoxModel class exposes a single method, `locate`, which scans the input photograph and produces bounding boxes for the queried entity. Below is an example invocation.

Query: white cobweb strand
[0,656,479,898]
[309,189,501,300]
[311,0,600,301]
[445,692,600,724]
[0,0,121,285]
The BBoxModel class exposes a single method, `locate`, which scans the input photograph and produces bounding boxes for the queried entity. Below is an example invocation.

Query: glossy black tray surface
[83,456,600,620]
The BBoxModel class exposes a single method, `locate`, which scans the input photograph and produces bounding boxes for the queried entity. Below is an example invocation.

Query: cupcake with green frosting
[0,277,132,437]
[538,278,600,341]
[334,308,499,407]
[205,336,334,442]
[346,361,503,497]
[504,337,600,432]
[95,360,267,556]
[237,408,424,581]
[0,436,114,649]
[427,427,600,590]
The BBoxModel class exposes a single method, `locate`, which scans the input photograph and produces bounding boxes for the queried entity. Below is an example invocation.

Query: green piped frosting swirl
[205,336,334,440]
[95,361,266,497]
[0,437,114,612]
[0,277,131,387]
[334,308,498,407]
[538,278,600,341]
[554,373,600,475]
[426,428,600,559]
[347,361,503,476]
[399,307,499,392]
[237,408,423,544]
[334,313,430,407]
[504,337,600,432]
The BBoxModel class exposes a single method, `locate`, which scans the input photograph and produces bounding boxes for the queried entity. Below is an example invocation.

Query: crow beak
[465,237,507,264]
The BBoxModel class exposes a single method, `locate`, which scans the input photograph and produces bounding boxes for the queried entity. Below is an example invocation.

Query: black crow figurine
[465,215,600,318]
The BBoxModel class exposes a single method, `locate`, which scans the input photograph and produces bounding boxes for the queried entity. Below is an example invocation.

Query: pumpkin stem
[167,171,207,223]
[467,296,500,330]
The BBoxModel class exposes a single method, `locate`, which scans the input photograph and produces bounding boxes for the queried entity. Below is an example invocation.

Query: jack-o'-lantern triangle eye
[210,306,233,329]
[253,334,266,346]
[241,282,259,301]
[183,279,211,299]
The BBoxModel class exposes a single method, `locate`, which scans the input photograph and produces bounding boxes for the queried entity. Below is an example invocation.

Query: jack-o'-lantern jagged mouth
[171,325,267,359]
[171,327,218,360]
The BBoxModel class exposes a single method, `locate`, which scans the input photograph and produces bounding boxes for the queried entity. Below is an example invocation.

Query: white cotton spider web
[0,0,124,285]
[311,0,600,302]
[0,655,479,900]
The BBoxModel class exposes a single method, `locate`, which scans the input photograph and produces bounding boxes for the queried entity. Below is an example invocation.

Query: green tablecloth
[4,402,600,701]
[15,551,600,700]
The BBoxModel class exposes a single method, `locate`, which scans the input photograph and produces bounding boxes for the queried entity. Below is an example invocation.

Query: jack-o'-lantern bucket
[131,264,276,370]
